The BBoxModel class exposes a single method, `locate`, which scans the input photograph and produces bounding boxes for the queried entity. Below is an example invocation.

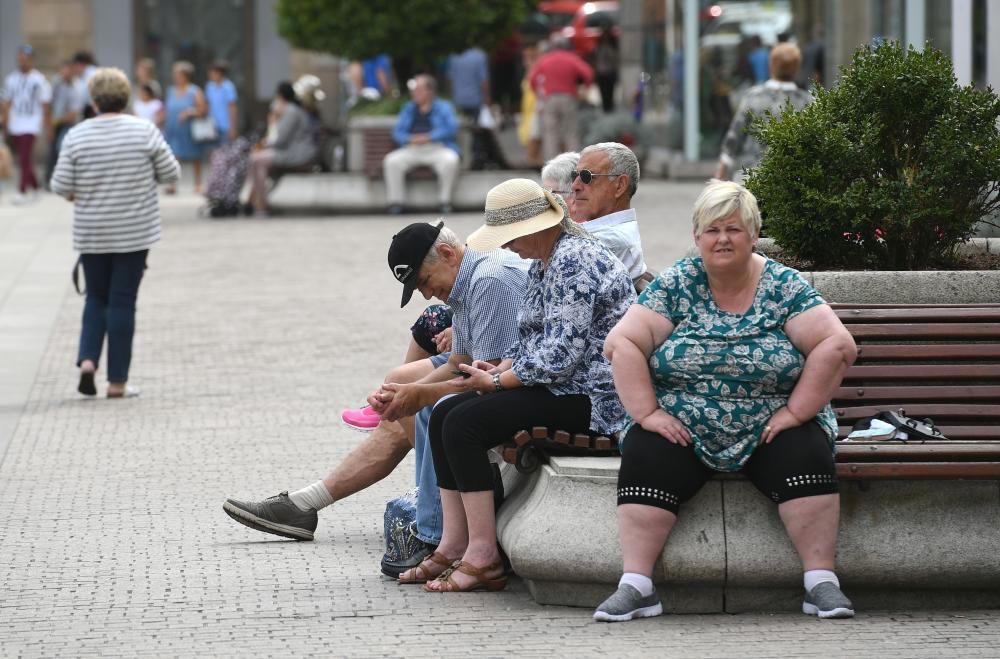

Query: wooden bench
[501,303,1000,478]
[362,126,437,181]
[832,303,1000,479]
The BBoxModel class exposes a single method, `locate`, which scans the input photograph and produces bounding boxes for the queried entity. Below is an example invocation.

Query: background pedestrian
[1,44,51,205]
[164,60,207,193]
[51,67,180,398]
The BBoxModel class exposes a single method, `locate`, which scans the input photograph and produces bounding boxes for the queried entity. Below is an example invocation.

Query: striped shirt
[448,248,529,362]
[51,115,180,254]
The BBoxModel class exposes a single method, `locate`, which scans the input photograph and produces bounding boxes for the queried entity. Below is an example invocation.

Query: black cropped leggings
[617,421,838,514]
[429,388,592,492]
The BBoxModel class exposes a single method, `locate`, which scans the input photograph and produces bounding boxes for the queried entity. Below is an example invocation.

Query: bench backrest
[832,304,1000,442]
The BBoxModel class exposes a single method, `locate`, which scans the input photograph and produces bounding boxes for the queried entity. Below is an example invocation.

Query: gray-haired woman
[404,178,635,592]
[52,67,180,397]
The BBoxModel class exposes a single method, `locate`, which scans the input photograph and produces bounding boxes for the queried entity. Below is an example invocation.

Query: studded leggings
[617,420,838,514]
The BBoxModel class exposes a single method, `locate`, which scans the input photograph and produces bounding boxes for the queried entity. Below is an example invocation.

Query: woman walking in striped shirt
[52,67,180,398]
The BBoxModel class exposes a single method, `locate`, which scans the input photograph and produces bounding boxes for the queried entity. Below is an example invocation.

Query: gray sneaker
[223,491,318,541]
[803,581,855,618]
[593,584,664,622]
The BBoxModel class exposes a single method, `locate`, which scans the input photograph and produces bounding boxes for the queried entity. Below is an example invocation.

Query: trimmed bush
[745,42,1000,270]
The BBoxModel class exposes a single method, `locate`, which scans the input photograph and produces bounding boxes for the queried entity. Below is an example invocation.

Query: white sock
[803,569,839,593]
[288,481,335,512]
[619,572,654,597]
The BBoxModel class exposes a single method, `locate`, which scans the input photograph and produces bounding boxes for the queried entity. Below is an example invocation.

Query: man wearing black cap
[223,221,527,564]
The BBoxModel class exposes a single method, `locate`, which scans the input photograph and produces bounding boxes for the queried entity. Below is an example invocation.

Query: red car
[558,1,620,60]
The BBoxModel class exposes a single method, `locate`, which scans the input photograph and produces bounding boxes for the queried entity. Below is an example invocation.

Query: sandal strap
[433,560,504,591]
[454,559,502,578]
[400,552,457,583]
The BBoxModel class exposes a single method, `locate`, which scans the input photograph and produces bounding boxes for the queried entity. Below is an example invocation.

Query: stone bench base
[496,456,1000,613]
[267,171,539,213]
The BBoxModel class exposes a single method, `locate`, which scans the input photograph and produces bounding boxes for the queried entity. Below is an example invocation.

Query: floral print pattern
[633,256,837,472]
[507,234,635,434]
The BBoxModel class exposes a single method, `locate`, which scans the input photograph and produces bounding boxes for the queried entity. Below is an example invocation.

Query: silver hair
[581,142,640,197]
[692,180,762,238]
[422,224,461,265]
[540,151,579,192]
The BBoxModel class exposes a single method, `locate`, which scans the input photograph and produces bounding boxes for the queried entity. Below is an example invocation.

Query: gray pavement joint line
[0,283,73,472]
[0,214,57,311]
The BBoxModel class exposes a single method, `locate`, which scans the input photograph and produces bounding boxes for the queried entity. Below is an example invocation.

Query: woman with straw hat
[414,178,634,593]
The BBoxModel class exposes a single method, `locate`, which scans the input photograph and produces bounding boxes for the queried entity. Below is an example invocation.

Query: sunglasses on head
[571,169,620,185]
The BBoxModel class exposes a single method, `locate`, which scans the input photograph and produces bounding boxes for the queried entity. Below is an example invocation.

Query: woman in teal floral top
[593,181,859,623]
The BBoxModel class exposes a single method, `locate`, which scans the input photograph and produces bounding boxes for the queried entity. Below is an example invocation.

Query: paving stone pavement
[1,188,999,658]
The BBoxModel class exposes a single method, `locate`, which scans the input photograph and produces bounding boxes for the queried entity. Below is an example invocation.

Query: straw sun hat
[466,178,589,252]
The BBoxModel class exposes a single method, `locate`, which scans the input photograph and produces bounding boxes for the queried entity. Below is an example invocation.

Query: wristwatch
[492,373,504,392]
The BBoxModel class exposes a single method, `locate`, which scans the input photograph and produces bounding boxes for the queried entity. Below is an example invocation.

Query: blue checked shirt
[449,248,529,362]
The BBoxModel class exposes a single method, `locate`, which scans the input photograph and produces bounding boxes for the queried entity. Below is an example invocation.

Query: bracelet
[492,372,504,392]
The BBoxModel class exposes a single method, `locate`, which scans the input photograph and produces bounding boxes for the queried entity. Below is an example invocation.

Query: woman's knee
[748,422,838,504]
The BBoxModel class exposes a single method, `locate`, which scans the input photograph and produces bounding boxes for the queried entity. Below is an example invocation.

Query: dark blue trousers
[77,250,148,383]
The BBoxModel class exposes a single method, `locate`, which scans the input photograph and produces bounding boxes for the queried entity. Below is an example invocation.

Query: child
[133,83,164,129]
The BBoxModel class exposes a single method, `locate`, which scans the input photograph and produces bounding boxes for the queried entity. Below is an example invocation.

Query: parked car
[559,1,620,60]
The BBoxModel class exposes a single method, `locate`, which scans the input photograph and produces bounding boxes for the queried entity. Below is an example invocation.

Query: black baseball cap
[387,221,444,307]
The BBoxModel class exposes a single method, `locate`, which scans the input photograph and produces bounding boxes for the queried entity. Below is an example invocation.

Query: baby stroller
[202,134,254,218]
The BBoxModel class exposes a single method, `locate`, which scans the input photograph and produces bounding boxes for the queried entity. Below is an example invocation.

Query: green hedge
[746,42,1000,270]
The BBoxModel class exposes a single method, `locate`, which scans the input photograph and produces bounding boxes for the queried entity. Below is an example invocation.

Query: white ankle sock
[619,572,654,597]
[288,481,335,512]
[803,569,839,592]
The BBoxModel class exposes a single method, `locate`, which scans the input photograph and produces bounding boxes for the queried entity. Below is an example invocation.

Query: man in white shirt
[1,45,51,204]
[570,142,654,291]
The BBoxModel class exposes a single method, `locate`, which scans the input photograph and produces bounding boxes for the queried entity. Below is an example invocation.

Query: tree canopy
[276,0,531,68]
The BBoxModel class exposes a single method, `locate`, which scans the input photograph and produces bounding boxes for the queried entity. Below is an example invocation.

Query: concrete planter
[345,115,398,174]
[759,238,1000,304]
[496,459,1000,613]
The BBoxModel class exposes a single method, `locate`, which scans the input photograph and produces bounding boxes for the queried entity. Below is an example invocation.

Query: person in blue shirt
[363,54,392,96]
[383,74,460,215]
[205,60,238,146]
[447,47,499,170]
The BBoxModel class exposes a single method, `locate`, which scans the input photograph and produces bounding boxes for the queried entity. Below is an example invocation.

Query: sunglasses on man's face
[571,169,620,185]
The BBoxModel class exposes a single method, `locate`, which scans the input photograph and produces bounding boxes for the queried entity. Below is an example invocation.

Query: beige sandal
[422,559,507,593]
[398,551,459,585]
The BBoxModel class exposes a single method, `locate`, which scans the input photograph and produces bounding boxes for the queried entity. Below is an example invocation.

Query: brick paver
[1,189,998,658]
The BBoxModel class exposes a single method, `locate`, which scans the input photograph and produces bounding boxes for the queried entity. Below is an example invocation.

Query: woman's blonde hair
[770,43,802,82]
[88,67,131,113]
[172,60,195,81]
[692,180,762,238]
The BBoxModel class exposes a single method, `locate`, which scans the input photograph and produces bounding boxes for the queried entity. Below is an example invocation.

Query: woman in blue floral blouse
[594,181,858,623]
[417,178,634,593]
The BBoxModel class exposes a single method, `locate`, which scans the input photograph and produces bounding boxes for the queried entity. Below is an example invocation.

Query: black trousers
[429,388,592,492]
[617,421,838,514]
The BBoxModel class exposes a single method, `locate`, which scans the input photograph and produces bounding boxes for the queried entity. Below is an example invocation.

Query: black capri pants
[429,388,592,492]
[617,421,838,514]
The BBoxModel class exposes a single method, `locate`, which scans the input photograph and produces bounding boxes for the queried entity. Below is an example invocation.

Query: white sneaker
[10,193,27,205]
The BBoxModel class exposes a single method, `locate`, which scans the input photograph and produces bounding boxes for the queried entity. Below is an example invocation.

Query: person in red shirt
[528,38,594,161]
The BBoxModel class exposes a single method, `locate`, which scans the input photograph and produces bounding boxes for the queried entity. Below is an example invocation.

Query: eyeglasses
[571,169,621,185]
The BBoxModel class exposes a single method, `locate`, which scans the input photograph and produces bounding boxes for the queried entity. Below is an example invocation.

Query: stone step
[268,170,540,213]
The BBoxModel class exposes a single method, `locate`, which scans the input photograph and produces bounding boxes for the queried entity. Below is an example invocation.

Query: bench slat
[838,425,1000,440]
[836,308,1000,322]
[836,443,1000,461]
[837,462,1000,479]
[854,344,1000,360]
[846,323,1000,339]
[832,303,1000,309]
[835,403,1000,421]
[842,364,1000,380]
[835,385,1000,401]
